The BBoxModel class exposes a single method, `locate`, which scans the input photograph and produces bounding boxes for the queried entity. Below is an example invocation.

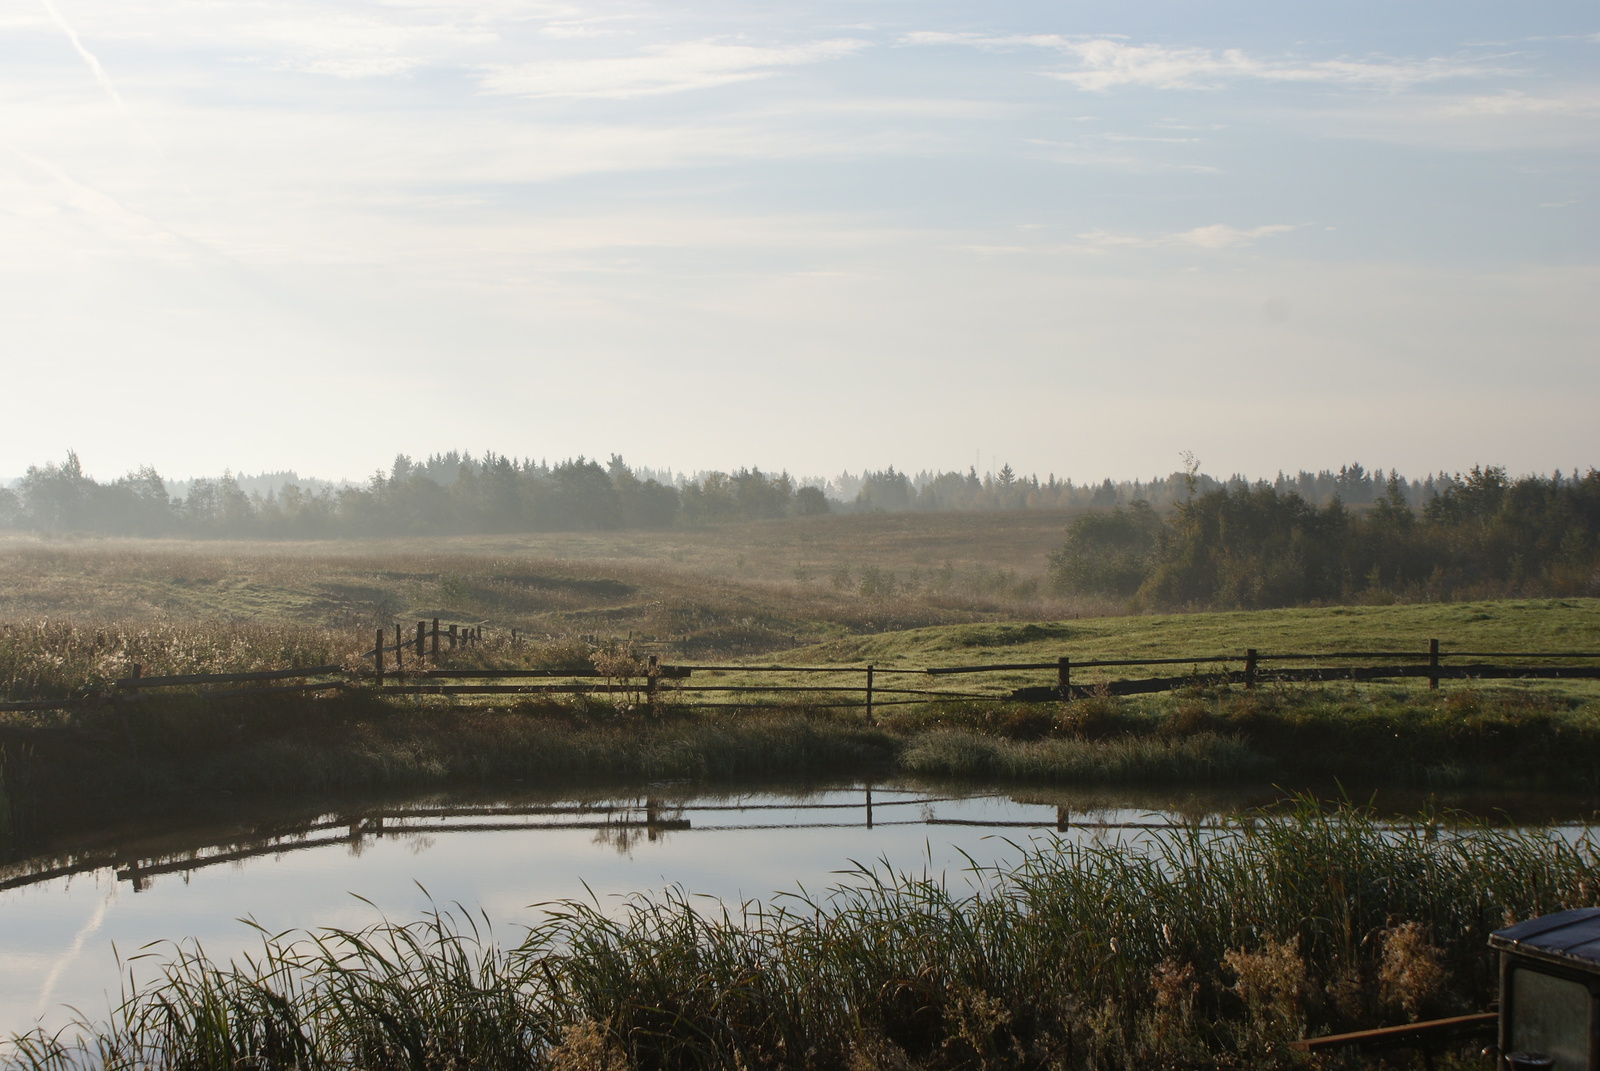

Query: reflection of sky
[7,784,1595,1039]
[0,786,1130,1036]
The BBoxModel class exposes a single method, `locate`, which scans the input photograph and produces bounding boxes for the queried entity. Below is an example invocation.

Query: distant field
[3,509,1596,706]
[0,511,1099,656]
[805,598,1600,663]
[679,598,1599,704]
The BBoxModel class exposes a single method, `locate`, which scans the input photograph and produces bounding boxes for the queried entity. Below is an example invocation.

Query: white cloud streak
[481,38,869,99]
[1075,223,1297,251]
[906,32,1509,92]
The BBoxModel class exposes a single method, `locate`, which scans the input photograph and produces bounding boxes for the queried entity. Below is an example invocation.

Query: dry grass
[0,515,1104,661]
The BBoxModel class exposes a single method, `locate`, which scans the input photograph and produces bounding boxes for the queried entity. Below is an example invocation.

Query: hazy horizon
[5,1,1596,480]
[3,448,1579,502]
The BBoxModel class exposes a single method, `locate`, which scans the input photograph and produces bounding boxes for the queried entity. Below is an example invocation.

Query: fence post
[647,655,659,712]
[1245,649,1257,690]
[416,621,426,658]
[374,629,385,687]
[449,624,458,650]
[1428,638,1440,691]
[431,618,440,658]
[1057,656,1071,701]
[866,665,875,720]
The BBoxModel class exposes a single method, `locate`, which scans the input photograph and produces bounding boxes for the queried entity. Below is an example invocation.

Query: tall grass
[8,797,1597,1070]
[897,728,1268,784]
[0,620,356,701]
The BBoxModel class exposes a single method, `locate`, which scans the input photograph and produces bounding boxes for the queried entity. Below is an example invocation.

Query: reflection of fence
[4,633,1598,715]
[0,789,1240,893]
[4,786,1521,895]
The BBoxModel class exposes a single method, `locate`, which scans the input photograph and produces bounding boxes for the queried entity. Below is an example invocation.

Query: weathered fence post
[431,618,440,658]
[866,665,875,720]
[1428,638,1441,691]
[374,629,385,687]
[394,624,403,674]
[1057,656,1071,701]
[416,621,426,658]
[1245,649,1258,690]
[449,624,458,650]
[646,654,659,711]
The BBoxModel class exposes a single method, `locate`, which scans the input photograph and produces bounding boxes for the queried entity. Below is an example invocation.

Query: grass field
[0,512,1090,655]
[786,597,1600,699]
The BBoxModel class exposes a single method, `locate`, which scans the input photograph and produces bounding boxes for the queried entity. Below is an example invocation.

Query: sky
[2,0,1596,484]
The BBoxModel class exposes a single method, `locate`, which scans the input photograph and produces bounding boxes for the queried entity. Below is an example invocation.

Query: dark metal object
[1490,908,1600,1071]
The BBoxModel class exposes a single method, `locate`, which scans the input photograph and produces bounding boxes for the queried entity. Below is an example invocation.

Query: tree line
[847,460,1431,512]
[0,452,836,538]
[2,450,1589,552]
[1048,467,1600,608]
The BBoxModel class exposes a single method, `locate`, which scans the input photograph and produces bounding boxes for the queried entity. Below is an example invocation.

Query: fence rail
[5,623,1599,716]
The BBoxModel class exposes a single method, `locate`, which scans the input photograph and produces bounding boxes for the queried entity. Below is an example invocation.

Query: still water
[2,781,1594,1038]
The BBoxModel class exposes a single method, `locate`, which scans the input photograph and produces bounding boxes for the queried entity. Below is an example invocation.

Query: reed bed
[896,728,1268,784]
[8,797,1596,1071]
[0,620,356,702]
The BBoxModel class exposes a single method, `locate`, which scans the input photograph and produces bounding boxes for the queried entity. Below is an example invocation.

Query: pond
[3,779,1596,1039]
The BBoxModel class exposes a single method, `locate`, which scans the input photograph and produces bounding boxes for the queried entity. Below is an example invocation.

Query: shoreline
[6,683,1600,862]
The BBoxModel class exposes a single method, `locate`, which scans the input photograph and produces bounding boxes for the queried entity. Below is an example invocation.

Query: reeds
[0,620,355,701]
[8,796,1596,1070]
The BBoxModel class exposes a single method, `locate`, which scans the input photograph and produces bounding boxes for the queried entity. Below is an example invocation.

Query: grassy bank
[3,597,1597,856]
[7,797,1594,1070]
[6,679,1600,859]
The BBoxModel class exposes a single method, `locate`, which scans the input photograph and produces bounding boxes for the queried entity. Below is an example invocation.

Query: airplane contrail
[31,881,120,1024]
[37,0,191,195]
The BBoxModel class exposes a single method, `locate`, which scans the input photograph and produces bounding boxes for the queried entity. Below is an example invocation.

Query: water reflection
[1,780,1596,1038]
[0,785,1250,897]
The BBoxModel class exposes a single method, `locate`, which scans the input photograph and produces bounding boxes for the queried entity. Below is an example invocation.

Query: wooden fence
[4,625,1598,716]
[353,632,1600,718]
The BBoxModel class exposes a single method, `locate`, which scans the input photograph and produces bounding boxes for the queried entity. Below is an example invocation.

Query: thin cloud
[481,38,868,99]
[253,16,500,79]
[1309,89,1600,149]
[2,140,191,257]
[1076,223,1297,251]
[906,32,1510,92]
[1173,223,1296,248]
